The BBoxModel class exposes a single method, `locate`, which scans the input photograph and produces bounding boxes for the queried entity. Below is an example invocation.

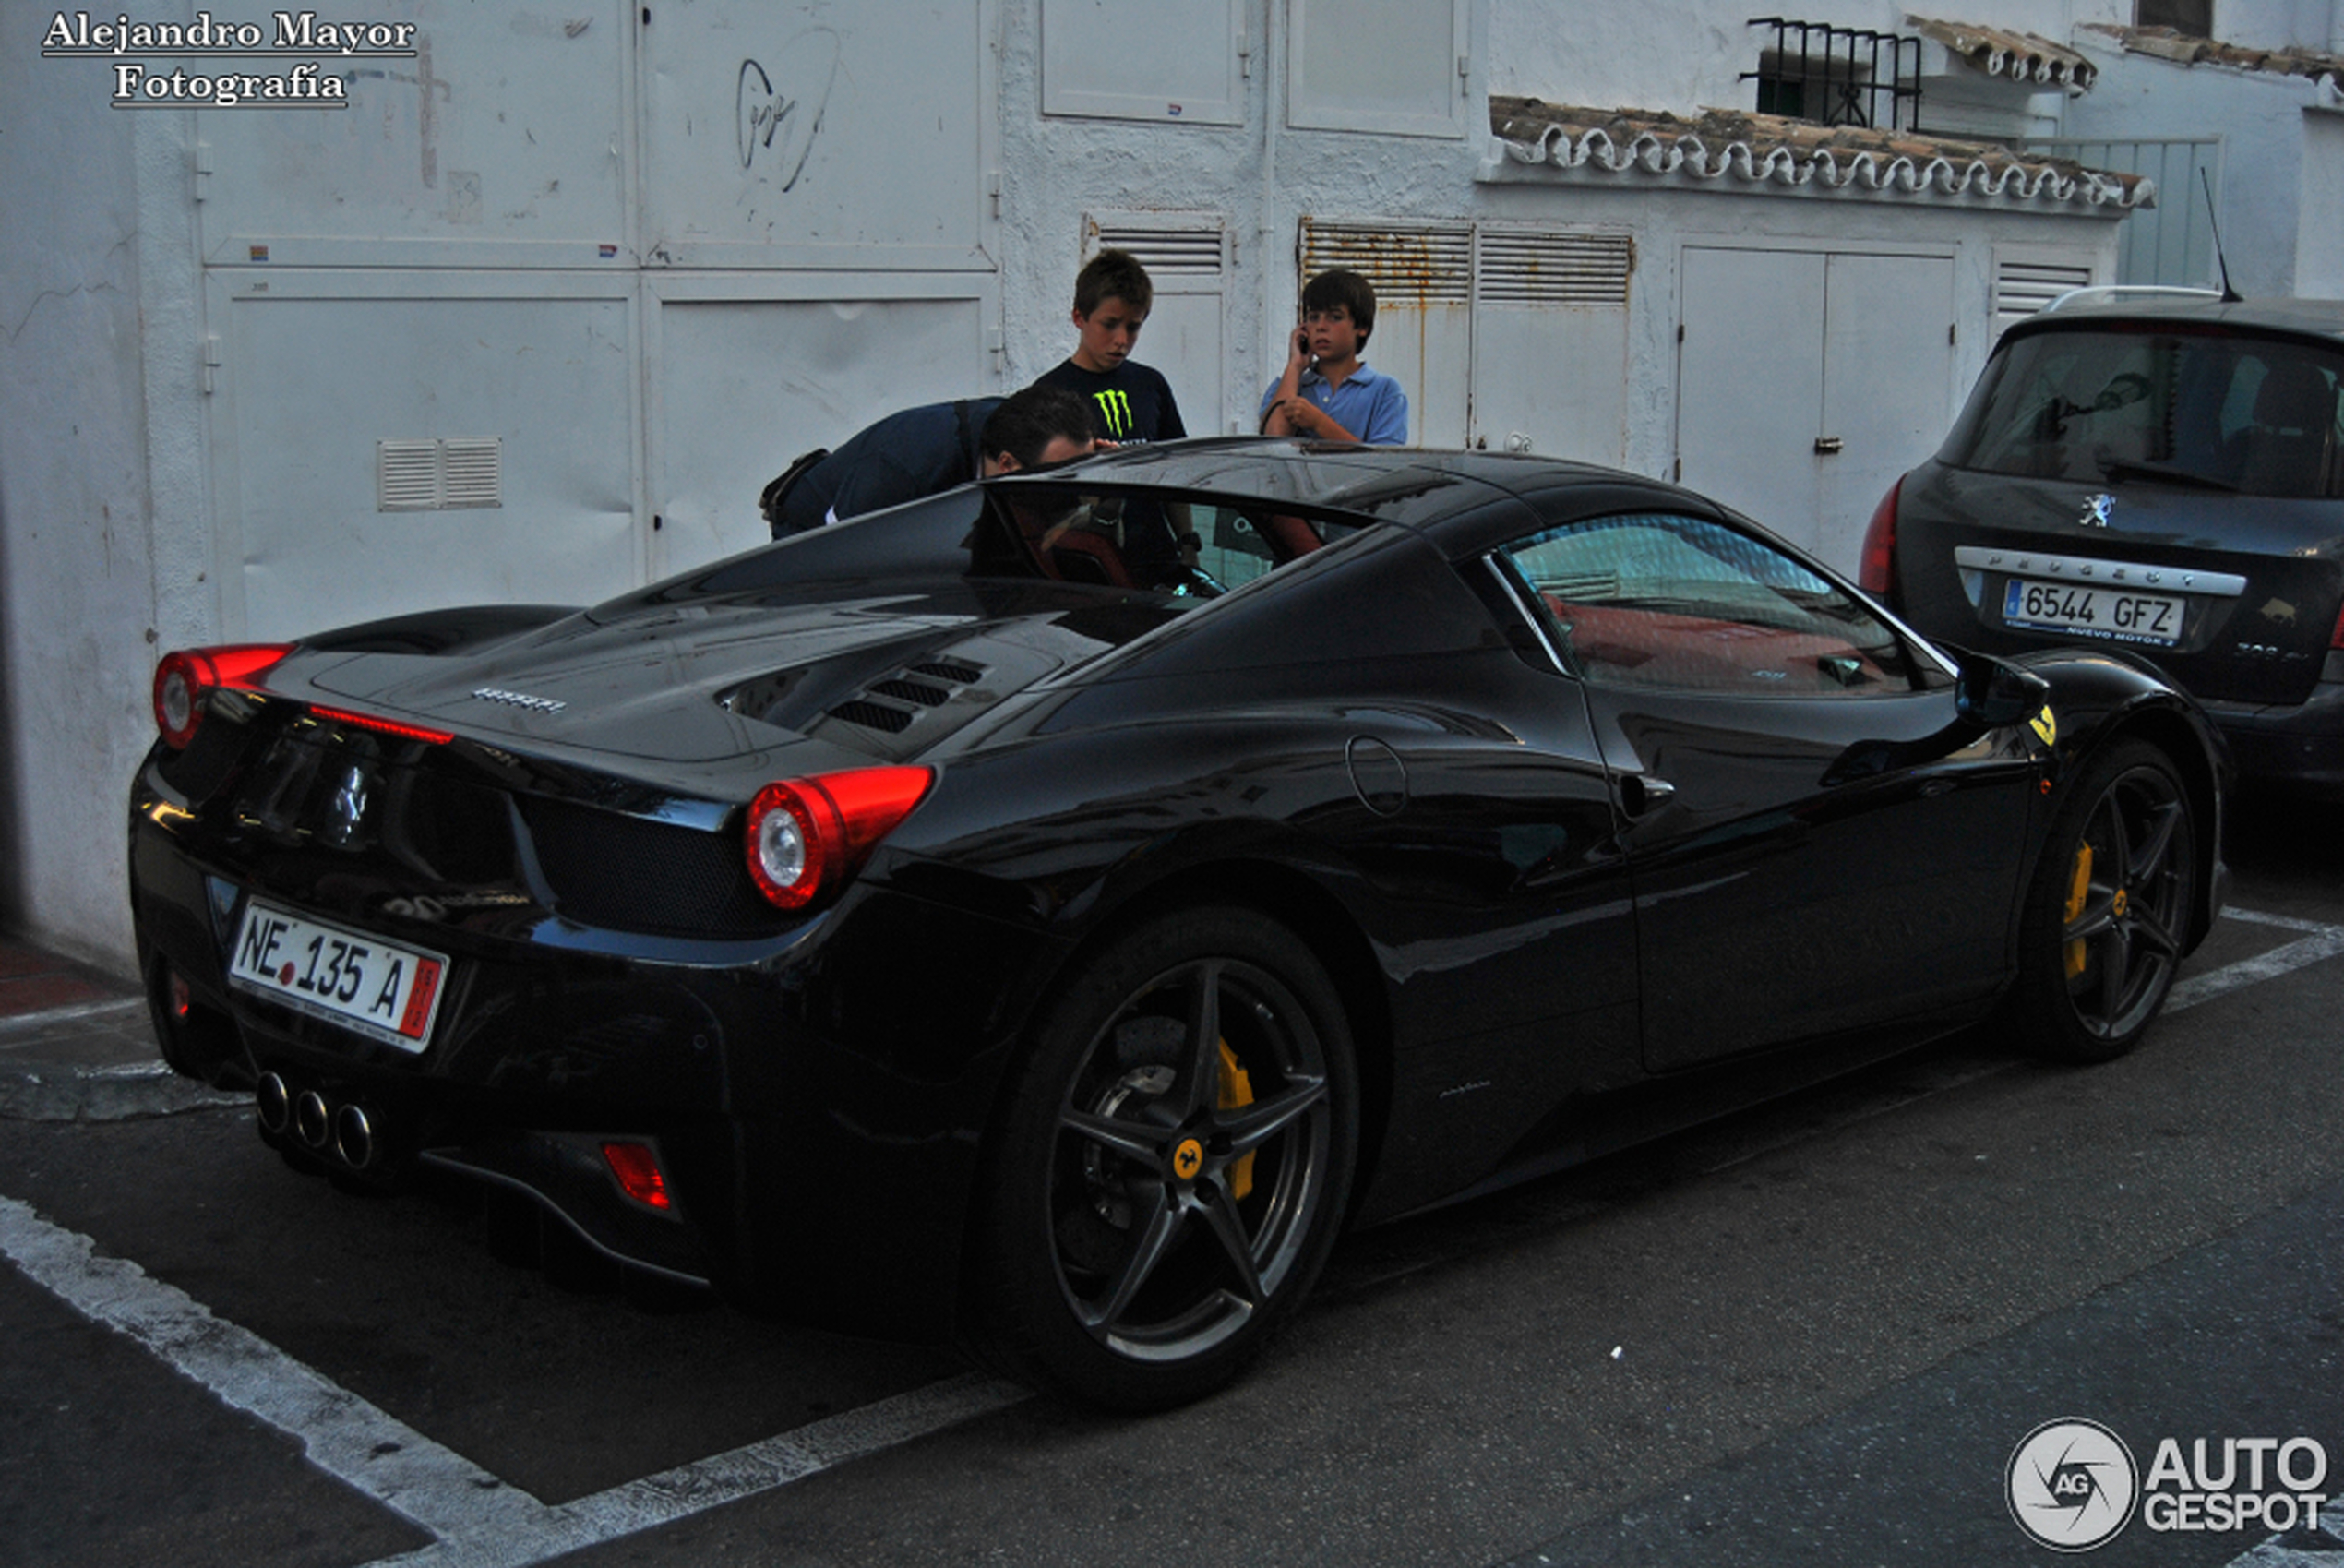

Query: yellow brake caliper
[2063,843,2094,978]
[1218,1040,1255,1201]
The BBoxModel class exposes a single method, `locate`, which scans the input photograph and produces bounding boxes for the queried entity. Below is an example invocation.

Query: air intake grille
[1091,223,1226,277]
[1995,260,2095,333]
[520,796,783,938]
[1477,231,1634,305]
[826,700,914,734]
[869,678,951,708]
[377,437,504,511]
[1300,221,1473,305]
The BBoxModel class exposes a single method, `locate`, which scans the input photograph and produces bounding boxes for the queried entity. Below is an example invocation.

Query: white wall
[2064,33,2330,295]
[0,11,194,968]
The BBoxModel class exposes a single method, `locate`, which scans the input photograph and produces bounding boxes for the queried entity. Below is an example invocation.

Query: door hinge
[201,334,221,395]
[987,171,1001,220]
[193,139,211,202]
[1948,321,1957,344]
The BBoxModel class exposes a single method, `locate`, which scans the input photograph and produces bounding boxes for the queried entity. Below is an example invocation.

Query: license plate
[227,901,448,1053]
[2002,578,2184,647]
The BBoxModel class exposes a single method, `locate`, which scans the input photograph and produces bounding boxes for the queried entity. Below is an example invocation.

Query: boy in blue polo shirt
[1259,269,1409,445]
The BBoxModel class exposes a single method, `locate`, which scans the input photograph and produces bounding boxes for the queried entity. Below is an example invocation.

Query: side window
[1497,513,1918,695]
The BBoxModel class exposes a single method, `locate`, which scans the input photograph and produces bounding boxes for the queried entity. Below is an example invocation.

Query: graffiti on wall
[736,29,840,188]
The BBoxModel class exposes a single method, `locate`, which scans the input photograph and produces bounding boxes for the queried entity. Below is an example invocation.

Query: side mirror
[1955,652,2051,730]
[1822,651,2050,787]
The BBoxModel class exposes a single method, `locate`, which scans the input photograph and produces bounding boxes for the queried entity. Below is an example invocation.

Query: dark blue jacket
[774,398,1002,536]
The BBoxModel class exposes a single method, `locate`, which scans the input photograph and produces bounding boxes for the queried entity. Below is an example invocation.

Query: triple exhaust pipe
[256,1071,380,1170]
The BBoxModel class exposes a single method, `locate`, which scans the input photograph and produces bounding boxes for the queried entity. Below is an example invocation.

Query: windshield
[1943,327,2344,498]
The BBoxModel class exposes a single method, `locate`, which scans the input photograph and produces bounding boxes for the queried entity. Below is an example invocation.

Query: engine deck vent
[826,700,915,734]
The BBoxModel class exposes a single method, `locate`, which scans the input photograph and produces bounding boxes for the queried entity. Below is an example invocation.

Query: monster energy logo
[1093,389,1134,438]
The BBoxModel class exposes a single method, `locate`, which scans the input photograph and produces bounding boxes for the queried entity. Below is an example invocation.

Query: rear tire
[965,906,1358,1412]
[2009,739,2196,1062]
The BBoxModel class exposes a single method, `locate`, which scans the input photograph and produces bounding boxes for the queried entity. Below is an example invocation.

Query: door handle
[1813,436,1845,454]
[1617,773,1675,817]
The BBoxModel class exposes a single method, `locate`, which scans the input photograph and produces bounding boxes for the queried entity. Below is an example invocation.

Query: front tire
[2011,739,2196,1062]
[966,906,1358,1411]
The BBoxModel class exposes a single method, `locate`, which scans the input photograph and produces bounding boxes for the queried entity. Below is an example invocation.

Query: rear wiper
[2096,459,2239,493]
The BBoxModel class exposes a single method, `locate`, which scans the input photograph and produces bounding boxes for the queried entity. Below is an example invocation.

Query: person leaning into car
[766,385,1097,537]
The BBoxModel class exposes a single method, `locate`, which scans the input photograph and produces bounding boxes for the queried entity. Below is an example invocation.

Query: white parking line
[2167,908,2344,1015]
[0,1193,1026,1568]
[0,995,147,1034]
[5,906,2338,1565]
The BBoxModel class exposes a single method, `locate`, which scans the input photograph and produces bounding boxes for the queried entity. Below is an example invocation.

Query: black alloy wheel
[2012,739,2196,1062]
[966,906,1357,1411]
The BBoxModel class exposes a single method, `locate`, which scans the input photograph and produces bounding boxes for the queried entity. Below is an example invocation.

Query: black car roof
[2005,293,2344,347]
[987,437,1712,554]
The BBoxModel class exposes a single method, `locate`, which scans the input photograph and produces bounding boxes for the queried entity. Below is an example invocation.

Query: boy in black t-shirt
[1032,249,1187,445]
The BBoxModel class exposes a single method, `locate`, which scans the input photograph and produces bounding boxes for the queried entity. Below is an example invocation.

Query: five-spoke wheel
[2013,739,2197,1061]
[967,906,1357,1410]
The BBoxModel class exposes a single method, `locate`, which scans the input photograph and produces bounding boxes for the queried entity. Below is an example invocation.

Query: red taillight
[2331,600,2344,651]
[601,1142,673,1212]
[151,643,293,749]
[1859,479,1901,598]
[744,766,934,911]
[307,705,454,746]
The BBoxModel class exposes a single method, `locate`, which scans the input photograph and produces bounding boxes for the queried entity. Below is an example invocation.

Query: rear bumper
[128,776,1061,1340]
[2198,673,2344,796]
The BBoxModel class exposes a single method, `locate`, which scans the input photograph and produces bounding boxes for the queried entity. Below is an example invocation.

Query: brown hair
[1074,248,1154,316]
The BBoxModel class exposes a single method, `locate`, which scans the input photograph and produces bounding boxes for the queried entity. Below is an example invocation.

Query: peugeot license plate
[2002,578,2183,647]
[227,901,448,1052]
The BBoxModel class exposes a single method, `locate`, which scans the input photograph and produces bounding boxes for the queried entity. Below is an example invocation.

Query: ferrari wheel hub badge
[1172,1137,1204,1181]
[2111,888,2129,918]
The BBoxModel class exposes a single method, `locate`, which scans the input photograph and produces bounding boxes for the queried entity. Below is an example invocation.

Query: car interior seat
[2238,359,2341,497]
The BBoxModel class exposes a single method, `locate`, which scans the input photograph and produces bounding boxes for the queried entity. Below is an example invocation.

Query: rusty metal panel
[1298,219,1471,446]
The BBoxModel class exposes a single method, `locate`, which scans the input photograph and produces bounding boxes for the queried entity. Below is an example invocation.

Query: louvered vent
[1091,223,1225,277]
[1995,261,2094,332]
[826,700,914,734]
[377,440,440,511]
[1300,221,1473,305]
[377,437,504,512]
[441,437,503,509]
[1477,231,1634,305]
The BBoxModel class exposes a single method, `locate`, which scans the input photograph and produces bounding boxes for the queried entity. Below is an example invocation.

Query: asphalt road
[5,792,2343,1567]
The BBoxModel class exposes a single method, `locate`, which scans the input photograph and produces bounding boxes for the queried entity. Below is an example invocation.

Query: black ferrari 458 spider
[130,440,2228,1409]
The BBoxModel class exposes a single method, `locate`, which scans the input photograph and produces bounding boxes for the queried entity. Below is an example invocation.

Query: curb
[0,1063,245,1123]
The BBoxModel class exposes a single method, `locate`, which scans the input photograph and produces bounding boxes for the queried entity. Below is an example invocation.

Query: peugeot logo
[2079,494,2115,528]
[472,687,566,714]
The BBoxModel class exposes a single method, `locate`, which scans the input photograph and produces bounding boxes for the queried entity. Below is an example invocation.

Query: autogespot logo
[2008,1418,2139,1551]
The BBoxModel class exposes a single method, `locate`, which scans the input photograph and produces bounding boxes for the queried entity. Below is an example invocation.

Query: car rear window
[1943,327,2344,498]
